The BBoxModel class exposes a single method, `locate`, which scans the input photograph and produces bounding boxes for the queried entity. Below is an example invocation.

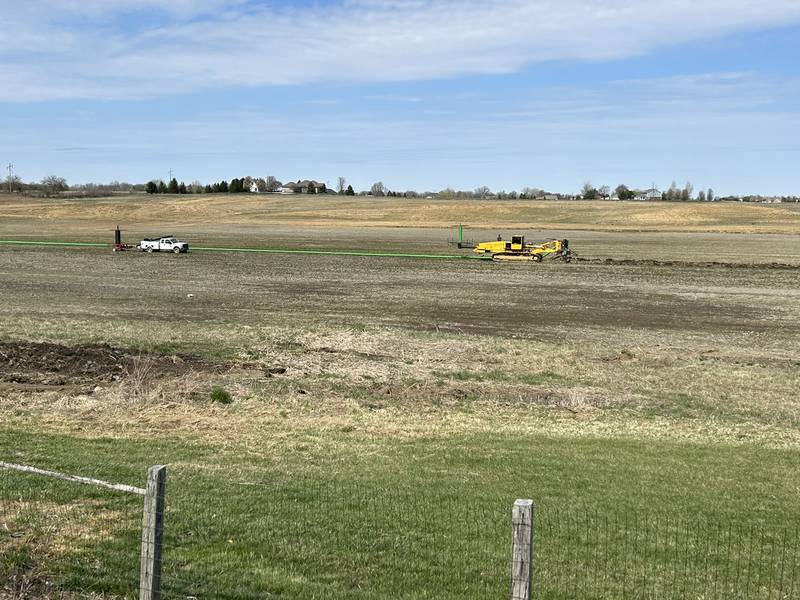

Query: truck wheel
[173,246,181,254]
[147,247,154,253]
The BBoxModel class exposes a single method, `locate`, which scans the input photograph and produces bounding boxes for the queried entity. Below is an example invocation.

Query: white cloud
[4,71,798,194]
[2,0,800,101]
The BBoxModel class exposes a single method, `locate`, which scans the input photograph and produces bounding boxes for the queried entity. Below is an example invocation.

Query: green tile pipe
[0,239,491,261]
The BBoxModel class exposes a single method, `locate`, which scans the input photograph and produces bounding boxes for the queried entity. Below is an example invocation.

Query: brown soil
[0,341,218,392]
[579,257,800,269]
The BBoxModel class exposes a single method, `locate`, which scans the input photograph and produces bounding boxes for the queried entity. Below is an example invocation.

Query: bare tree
[666,180,679,201]
[190,180,204,193]
[521,187,543,199]
[337,176,347,194]
[41,175,68,194]
[370,181,386,197]
[598,185,611,199]
[264,176,281,192]
[474,186,491,199]
[698,190,707,202]
[682,181,694,202]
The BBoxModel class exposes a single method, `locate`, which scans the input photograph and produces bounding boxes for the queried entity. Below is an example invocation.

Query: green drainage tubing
[0,239,491,261]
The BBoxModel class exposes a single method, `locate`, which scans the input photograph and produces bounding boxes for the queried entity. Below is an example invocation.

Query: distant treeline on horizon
[1,174,796,203]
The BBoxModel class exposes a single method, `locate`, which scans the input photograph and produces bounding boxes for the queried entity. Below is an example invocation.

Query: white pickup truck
[139,236,189,254]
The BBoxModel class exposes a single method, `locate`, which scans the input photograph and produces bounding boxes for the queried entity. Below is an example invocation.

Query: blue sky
[2,0,800,195]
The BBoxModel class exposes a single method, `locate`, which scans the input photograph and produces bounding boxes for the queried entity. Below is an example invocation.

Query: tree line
[3,172,797,203]
[580,181,716,202]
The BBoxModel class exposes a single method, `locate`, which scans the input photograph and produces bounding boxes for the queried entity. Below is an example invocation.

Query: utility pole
[169,169,174,182]
[6,164,13,193]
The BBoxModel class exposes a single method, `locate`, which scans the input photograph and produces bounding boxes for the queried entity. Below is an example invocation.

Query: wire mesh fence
[3,461,800,599]
[158,476,511,599]
[0,465,142,598]
[535,505,800,599]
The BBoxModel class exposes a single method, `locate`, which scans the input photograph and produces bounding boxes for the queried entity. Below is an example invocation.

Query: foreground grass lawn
[3,425,800,598]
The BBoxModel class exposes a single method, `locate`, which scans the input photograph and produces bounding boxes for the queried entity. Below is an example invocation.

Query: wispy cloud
[5,71,798,194]
[3,1,800,101]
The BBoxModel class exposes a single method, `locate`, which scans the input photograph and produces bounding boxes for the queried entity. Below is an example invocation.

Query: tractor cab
[509,235,525,252]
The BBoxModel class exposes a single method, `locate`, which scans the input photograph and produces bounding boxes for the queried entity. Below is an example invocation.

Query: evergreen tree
[168,178,179,194]
[346,185,355,196]
[204,184,213,193]
[158,181,168,194]
[178,182,187,194]
[145,181,158,194]
[615,184,636,200]
[307,182,316,194]
[219,180,229,193]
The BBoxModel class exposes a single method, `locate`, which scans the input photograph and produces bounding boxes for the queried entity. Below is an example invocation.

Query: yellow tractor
[473,235,574,263]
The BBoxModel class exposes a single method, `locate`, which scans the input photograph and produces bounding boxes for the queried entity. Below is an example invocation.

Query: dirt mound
[0,341,212,391]
[578,257,800,270]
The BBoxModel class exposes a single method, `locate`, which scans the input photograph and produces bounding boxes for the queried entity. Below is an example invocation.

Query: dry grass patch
[2,194,800,234]
[1,499,129,600]
[0,323,798,449]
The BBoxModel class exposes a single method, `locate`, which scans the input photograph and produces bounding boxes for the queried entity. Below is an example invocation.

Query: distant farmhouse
[280,180,328,194]
[636,187,661,201]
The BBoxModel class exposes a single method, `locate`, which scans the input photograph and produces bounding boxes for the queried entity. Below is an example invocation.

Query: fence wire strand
[3,463,800,599]
[1,467,141,599]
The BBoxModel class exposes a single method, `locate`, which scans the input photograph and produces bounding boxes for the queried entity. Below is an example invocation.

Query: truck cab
[139,236,189,253]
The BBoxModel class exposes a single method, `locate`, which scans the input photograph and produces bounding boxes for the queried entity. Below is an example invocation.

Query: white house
[280,180,327,194]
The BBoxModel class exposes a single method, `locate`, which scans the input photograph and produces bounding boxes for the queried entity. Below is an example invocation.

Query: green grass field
[1,197,800,597]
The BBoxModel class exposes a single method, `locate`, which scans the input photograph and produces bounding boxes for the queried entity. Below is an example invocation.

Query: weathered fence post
[511,499,534,600]
[140,465,167,600]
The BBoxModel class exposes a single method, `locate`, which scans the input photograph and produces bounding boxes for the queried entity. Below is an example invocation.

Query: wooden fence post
[511,499,534,600]
[140,465,167,600]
